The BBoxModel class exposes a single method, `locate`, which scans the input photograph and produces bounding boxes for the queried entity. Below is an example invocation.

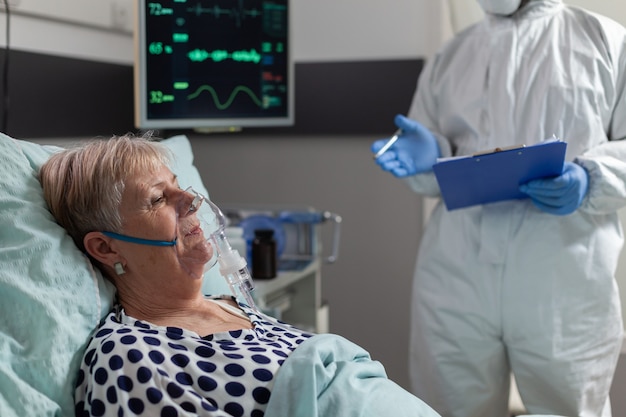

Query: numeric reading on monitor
[135,0,293,130]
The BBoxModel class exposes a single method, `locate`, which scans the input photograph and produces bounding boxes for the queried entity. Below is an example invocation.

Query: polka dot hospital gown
[74,296,314,417]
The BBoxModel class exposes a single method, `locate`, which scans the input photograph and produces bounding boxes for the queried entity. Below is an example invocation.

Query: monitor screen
[134,0,293,131]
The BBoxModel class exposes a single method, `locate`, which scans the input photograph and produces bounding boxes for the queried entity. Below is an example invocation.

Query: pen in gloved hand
[373,129,402,159]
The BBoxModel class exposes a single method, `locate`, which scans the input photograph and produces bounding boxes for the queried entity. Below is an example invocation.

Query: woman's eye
[151,195,164,205]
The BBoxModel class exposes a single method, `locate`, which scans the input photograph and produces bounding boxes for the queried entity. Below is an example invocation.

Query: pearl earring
[114,262,126,275]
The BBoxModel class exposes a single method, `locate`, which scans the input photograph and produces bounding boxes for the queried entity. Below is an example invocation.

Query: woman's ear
[83,231,120,266]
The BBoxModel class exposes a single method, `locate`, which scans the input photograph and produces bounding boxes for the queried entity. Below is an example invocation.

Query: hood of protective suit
[476,0,522,16]
[477,0,562,17]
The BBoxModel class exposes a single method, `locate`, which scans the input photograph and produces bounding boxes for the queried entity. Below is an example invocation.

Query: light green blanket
[264,333,442,417]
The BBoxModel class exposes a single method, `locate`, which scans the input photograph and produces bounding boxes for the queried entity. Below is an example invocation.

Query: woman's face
[116,164,213,284]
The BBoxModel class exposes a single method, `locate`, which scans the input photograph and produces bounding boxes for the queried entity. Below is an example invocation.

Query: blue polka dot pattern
[75,296,313,416]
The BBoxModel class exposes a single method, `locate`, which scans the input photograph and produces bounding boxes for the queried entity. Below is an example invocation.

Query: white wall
[0,0,133,64]
[293,0,451,62]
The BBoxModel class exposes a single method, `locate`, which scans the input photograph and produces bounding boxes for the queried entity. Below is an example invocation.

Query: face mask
[477,0,523,16]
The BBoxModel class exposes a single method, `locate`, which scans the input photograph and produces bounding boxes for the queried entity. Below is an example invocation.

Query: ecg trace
[187,0,261,27]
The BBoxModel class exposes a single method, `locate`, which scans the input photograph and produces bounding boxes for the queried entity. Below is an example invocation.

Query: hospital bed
[0,132,433,417]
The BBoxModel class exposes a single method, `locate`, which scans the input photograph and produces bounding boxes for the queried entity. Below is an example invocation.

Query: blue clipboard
[432,140,567,211]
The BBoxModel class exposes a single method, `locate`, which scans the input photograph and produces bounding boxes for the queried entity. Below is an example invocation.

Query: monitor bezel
[133,0,294,131]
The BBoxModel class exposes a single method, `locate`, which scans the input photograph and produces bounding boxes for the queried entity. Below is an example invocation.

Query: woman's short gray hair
[39,132,172,253]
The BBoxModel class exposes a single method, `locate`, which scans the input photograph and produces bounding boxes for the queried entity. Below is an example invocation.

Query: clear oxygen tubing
[195,191,258,311]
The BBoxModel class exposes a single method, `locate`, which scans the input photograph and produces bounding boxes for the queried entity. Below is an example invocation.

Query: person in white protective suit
[371,0,626,416]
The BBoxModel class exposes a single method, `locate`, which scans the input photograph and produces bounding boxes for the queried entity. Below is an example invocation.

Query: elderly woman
[39,134,444,417]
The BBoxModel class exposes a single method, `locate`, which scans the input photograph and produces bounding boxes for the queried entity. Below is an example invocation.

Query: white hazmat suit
[389,1,626,416]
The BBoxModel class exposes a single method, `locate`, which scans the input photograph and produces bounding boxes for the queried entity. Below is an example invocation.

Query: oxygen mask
[183,188,258,310]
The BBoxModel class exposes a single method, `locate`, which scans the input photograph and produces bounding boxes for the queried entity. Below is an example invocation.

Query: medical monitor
[134,0,293,131]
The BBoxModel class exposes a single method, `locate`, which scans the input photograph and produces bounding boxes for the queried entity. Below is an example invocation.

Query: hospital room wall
[3,0,626,393]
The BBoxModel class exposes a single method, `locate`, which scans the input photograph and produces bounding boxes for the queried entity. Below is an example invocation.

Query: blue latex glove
[519,161,589,215]
[371,114,440,178]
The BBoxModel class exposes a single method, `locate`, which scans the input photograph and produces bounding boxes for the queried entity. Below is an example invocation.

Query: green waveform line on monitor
[187,84,264,109]
[186,4,262,28]
[187,48,261,63]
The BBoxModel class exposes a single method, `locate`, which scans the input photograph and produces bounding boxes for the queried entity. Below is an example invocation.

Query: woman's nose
[178,187,203,216]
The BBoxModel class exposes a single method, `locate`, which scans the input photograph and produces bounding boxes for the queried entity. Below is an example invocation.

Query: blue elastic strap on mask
[102,231,177,247]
